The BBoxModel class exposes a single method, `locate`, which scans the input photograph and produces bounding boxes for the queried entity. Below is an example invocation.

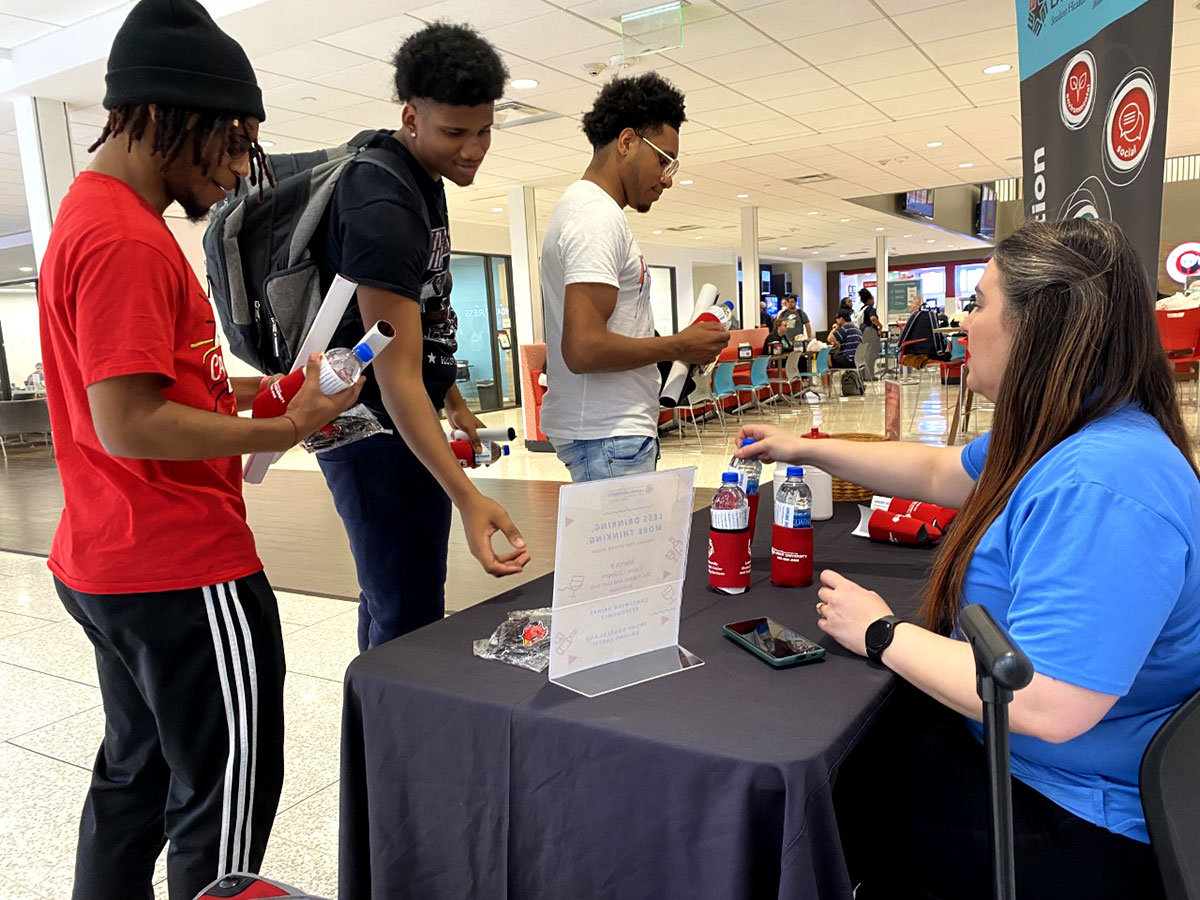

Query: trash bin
[476,379,501,411]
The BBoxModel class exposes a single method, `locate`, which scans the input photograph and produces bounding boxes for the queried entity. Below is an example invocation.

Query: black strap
[348,148,432,234]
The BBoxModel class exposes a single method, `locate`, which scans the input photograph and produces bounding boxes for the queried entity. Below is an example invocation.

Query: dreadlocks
[89,104,274,196]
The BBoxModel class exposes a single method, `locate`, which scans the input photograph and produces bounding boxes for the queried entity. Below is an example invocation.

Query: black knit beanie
[103,0,265,122]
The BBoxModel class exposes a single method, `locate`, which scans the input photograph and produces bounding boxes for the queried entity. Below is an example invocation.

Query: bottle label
[774,502,811,529]
[711,506,749,531]
[317,358,353,395]
[737,471,760,496]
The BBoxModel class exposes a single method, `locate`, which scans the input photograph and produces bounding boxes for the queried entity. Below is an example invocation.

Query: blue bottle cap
[353,343,374,364]
[740,437,756,447]
[721,472,739,484]
[787,466,804,477]
[502,445,510,456]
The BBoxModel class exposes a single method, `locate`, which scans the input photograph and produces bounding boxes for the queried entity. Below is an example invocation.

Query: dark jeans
[56,573,285,900]
[834,685,1163,900]
[831,351,856,369]
[317,430,453,652]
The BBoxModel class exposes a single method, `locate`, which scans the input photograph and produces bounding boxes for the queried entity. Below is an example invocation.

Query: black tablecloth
[340,497,936,900]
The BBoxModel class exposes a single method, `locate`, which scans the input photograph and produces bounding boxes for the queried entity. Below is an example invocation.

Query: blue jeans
[317,430,452,652]
[551,435,659,482]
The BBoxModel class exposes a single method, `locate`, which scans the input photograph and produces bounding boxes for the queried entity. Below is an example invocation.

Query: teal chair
[712,361,740,426]
[735,356,780,422]
[794,348,830,402]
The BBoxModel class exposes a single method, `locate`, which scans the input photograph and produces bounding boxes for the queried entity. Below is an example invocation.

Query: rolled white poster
[448,426,516,443]
[660,283,724,408]
[244,273,359,484]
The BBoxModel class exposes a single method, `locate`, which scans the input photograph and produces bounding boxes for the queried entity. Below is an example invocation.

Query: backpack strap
[349,147,432,234]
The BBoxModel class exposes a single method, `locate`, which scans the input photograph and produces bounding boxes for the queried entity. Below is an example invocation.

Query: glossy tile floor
[10,373,1190,899]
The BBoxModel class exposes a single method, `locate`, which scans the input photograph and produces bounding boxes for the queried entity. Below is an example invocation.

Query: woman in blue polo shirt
[737,217,1200,899]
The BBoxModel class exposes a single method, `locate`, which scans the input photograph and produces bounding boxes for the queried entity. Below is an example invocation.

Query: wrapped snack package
[853,505,943,545]
[301,403,388,454]
[870,495,959,531]
[472,608,553,673]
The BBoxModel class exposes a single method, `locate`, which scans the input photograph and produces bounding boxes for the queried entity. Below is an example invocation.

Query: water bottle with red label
[771,467,814,587]
[708,472,751,594]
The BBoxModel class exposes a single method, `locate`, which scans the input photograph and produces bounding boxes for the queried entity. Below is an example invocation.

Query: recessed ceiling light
[903,234,912,238]
[875,227,885,231]
[511,78,539,89]
[811,251,819,255]
[982,63,1012,75]
[258,139,275,149]
[808,210,819,216]
[680,179,694,185]
[958,162,974,168]
[926,239,937,243]
[651,229,662,235]
[840,253,848,257]
[694,235,704,239]
[737,193,749,199]
[779,246,788,251]
[839,218,851,223]
[299,95,318,102]
[926,141,943,148]
[17,266,33,272]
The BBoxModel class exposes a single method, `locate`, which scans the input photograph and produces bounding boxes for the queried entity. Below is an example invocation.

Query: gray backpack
[202,129,428,374]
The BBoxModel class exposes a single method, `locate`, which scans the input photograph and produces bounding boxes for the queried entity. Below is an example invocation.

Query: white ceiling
[2,0,1200,271]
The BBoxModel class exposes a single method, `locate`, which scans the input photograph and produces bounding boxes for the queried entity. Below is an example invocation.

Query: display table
[340,499,937,900]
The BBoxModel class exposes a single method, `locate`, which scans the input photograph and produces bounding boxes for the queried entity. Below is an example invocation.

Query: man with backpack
[301,23,529,651]
[37,1,361,897]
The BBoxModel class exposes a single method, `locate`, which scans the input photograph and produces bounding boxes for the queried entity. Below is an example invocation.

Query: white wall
[637,245,735,330]
[692,262,739,323]
[0,286,41,388]
[802,260,828,332]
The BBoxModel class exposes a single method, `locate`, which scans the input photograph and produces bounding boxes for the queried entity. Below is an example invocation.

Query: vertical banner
[1017,0,1172,280]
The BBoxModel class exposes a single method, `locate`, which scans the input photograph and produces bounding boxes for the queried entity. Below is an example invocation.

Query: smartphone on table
[723,617,826,667]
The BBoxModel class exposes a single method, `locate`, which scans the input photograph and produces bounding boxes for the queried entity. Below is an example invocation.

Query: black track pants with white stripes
[55,571,286,900]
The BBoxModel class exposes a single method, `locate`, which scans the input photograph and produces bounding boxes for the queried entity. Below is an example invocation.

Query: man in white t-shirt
[540,73,729,482]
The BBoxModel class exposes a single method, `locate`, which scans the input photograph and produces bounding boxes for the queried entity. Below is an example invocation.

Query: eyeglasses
[639,133,680,180]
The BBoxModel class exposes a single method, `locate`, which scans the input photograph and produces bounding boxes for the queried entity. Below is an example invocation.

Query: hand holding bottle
[281,353,364,445]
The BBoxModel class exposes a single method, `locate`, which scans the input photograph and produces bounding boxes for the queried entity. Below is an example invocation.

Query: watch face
[866,618,893,654]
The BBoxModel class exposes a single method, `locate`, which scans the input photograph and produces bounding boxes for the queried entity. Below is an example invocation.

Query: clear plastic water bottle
[711,472,749,531]
[731,438,762,540]
[318,321,395,393]
[709,472,751,594]
[771,466,814,587]
[730,439,761,496]
[775,467,812,528]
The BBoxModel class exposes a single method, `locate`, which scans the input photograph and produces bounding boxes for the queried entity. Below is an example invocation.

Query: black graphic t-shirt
[314,130,456,424]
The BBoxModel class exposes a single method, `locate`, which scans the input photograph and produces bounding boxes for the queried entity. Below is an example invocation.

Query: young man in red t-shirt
[37,2,359,898]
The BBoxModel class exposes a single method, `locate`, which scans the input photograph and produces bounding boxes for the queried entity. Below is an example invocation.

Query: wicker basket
[828,432,889,502]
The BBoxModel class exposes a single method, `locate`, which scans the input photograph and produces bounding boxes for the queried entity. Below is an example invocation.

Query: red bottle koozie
[747,492,761,544]
[867,510,940,544]
[449,439,475,468]
[871,496,959,531]
[770,523,814,587]
[708,528,751,592]
[251,369,305,418]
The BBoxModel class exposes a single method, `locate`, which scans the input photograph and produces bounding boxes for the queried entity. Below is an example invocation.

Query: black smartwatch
[865,615,905,664]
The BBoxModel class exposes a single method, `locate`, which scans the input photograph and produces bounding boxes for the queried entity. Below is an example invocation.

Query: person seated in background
[735,217,1198,900]
[897,290,949,368]
[762,316,792,358]
[24,362,45,391]
[828,311,862,369]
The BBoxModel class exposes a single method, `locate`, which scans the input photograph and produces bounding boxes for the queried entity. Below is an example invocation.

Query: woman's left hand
[815,569,894,657]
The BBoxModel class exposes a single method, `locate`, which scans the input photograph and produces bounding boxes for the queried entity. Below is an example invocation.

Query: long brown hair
[922,218,1198,634]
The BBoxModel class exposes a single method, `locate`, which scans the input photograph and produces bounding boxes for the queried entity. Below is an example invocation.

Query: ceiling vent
[666,224,703,232]
[784,173,834,185]
[494,101,562,130]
